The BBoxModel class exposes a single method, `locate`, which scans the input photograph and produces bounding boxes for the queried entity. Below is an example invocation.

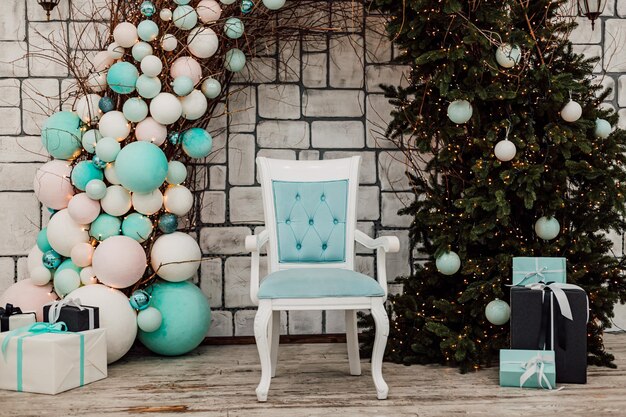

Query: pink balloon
[68,193,101,224]
[0,279,58,321]
[71,242,95,267]
[135,117,167,146]
[92,236,147,289]
[170,57,202,85]
[33,160,75,210]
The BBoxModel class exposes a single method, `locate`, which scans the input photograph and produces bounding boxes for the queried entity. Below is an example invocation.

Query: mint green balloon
[182,128,212,158]
[54,268,81,297]
[115,141,168,193]
[136,75,162,99]
[137,280,211,356]
[172,76,194,96]
[41,111,83,159]
[71,160,104,191]
[166,161,187,184]
[85,179,107,200]
[56,258,82,274]
[137,307,162,332]
[89,213,122,241]
[137,20,159,42]
[95,136,121,162]
[122,97,149,122]
[223,17,244,39]
[201,78,221,99]
[132,42,153,62]
[81,129,102,154]
[122,212,154,242]
[224,48,246,72]
[107,62,139,95]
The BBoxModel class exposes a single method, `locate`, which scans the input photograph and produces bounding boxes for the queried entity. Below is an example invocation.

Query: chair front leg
[345,309,361,376]
[370,298,389,400]
[254,300,273,401]
[270,311,280,378]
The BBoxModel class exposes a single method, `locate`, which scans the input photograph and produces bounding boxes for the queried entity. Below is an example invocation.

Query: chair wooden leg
[270,311,280,378]
[345,309,361,376]
[370,298,389,400]
[254,300,273,401]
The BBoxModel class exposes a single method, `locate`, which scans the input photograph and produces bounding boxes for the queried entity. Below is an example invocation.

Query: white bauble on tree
[495,44,521,68]
[161,34,178,51]
[197,0,222,23]
[594,118,612,138]
[74,94,102,123]
[485,299,511,325]
[46,209,89,257]
[435,251,461,275]
[561,100,582,122]
[150,93,183,125]
[180,90,207,120]
[447,100,473,124]
[535,216,560,240]
[494,139,516,162]
[187,27,219,58]
[150,232,201,282]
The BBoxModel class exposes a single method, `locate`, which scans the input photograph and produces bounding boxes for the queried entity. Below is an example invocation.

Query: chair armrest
[245,230,269,252]
[247,230,269,305]
[354,230,400,253]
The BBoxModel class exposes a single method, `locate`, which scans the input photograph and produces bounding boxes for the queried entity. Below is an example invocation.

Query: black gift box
[43,302,99,332]
[0,304,36,332]
[510,286,588,384]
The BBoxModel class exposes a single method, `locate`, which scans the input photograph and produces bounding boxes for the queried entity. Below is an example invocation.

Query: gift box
[43,299,99,332]
[0,323,107,394]
[500,349,556,389]
[0,304,36,332]
[512,257,566,285]
[510,283,588,383]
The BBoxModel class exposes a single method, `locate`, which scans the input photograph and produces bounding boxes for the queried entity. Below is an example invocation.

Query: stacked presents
[0,298,107,394]
[500,257,589,389]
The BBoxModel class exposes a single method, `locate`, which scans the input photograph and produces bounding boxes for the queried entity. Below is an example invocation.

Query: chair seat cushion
[258,268,385,299]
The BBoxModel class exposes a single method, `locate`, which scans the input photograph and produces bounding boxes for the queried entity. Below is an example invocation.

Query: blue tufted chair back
[257,157,360,272]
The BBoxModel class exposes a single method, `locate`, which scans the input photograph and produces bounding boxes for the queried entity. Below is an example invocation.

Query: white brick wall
[1,1,625,336]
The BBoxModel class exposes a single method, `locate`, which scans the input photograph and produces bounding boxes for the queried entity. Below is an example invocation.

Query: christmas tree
[365,0,626,371]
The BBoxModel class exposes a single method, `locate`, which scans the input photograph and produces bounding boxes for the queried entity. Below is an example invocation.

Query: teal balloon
[172,76,194,96]
[129,289,151,310]
[56,258,81,275]
[136,75,162,99]
[223,17,244,39]
[107,62,139,94]
[85,179,107,200]
[447,100,473,124]
[137,307,162,332]
[132,42,153,62]
[41,111,82,160]
[115,141,169,193]
[158,213,178,234]
[224,48,246,72]
[95,136,121,162]
[166,161,187,185]
[201,78,221,99]
[182,128,213,158]
[435,251,461,275]
[485,299,510,325]
[37,228,52,252]
[89,213,122,241]
[42,249,62,269]
[595,118,612,139]
[137,20,159,42]
[122,212,154,242]
[122,97,148,122]
[71,160,104,191]
[138,280,211,356]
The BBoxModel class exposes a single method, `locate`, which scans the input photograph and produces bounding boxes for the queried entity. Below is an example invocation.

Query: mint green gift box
[500,349,556,389]
[512,257,566,285]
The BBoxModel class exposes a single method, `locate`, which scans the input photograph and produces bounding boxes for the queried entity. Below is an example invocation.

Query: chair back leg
[254,300,273,401]
[270,311,280,378]
[370,298,389,399]
[345,309,362,376]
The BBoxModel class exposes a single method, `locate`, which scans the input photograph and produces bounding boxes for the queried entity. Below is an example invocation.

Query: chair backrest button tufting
[320,195,326,201]
[333,219,339,225]
[322,243,327,250]
[285,219,291,225]
[309,219,314,225]
[296,243,302,250]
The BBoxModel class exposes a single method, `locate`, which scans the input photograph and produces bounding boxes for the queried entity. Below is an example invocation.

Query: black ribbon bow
[0,304,22,317]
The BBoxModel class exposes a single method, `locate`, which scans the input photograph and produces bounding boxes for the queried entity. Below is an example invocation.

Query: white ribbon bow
[519,353,554,389]
[526,282,589,322]
[47,298,85,324]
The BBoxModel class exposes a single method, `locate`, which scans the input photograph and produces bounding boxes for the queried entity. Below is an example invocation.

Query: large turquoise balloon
[89,213,122,241]
[122,212,154,242]
[71,160,104,191]
[138,280,211,356]
[41,111,82,159]
[115,141,168,193]
[182,128,213,158]
[107,62,139,94]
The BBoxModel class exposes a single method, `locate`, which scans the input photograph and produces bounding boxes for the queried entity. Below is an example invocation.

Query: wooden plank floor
[3,334,626,417]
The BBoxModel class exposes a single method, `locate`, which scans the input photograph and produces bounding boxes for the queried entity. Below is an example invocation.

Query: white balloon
[187,27,219,59]
[80,266,98,285]
[160,8,173,21]
[81,129,101,154]
[163,185,194,216]
[86,71,107,92]
[113,22,138,48]
[494,140,516,162]
[135,117,167,145]
[27,245,44,273]
[68,284,137,363]
[180,89,207,120]
[90,51,114,72]
[98,111,131,141]
[74,94,102,123]
[106,42,125,60]
[101,185,132,216]
[197,0,222,23]
[46,209,89,257]
[131,41,153,62]
[561,100,582,122]
[104,162,121,185]
[161,34,178,52]
[149,93,183,125]
[150,232,201,282]
[140,55,163,77]
[71,242,95,267]
[170,56,203,85]
[30,265,52,286]
[132,189,163,215]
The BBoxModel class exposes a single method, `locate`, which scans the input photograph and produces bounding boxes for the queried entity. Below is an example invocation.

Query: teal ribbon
[1,322,84,392]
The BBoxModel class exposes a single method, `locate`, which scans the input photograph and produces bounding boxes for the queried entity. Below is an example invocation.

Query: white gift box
[0,312,36,332]
[0,326,107,394]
